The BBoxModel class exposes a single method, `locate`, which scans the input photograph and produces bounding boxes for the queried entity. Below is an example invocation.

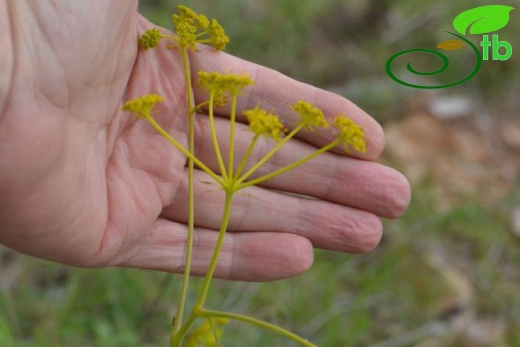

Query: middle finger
[161,169,382,253]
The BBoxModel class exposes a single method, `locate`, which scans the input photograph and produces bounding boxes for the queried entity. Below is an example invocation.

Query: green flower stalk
[123,5,366,347]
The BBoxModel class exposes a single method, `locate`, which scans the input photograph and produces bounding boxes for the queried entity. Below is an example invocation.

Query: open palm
[0,0,410,281]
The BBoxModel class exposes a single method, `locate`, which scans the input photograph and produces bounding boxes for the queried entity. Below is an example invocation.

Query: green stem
[172,190,235,346]
[161,34,179,43]
[208,89,228,181]
[195,190,234,307]
[234,134,259,180]
[196,38,212,44]
[171,45,197,342]
[170,312,199,347]
[143,115,223,186]
[238,139,340,190]
[236,124,304,186]
[193,100,209,112]
[199,309,318,347]
[227,93,239,179]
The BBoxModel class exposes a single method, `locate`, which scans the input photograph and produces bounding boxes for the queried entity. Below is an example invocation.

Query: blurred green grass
[2,188,520,346]
[2,1,520,346]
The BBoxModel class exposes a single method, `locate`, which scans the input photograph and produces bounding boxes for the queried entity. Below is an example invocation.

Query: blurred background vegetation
[1,0,519,346]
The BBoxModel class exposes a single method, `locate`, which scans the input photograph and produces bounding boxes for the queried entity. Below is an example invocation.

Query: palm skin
[0,0,411,281]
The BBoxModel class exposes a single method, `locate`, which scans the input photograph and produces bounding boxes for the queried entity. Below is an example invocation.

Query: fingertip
[230,233,314,282]
[265,234,315,280]
[287,235,315,276]
[385,170,412,219]
[366,118,386,160]
[352,215,383,254]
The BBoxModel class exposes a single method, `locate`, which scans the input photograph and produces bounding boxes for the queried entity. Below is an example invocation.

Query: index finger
[189,46,385,160]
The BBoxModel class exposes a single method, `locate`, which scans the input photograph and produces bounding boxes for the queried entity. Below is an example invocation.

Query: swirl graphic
[385,31,482,89]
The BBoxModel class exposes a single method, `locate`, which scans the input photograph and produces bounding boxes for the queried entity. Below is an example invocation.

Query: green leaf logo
[453,5,515,35]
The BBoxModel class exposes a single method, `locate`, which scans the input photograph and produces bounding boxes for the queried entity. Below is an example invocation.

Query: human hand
[0,0,410,281]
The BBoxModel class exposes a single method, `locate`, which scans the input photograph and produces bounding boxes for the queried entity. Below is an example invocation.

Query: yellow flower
[172,14,198,50]
[206,19,229,51]
[198,71,254,94]
[185,318,229,347]
[121,94,163,118]
[177,5,209,29]
[138,28,162,50]
[171,6,229,51]
[244,106,285,141]
[291,101,329,131]
[333,115,366,153]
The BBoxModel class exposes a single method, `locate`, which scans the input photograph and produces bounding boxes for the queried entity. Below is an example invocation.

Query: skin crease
[0,0,411,282]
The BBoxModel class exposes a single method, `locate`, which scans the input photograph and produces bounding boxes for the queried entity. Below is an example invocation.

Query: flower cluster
[291,100,329,131]
[244,106,285,141]
[176,5,209,29]
[121,94,163,118]
[172,5,229,51]
[206,19,229,51]
[333,116,366,153]
[138,28,163,50]
[198,71,254,95]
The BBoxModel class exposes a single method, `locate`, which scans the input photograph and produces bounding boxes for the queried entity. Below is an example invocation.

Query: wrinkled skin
[0,0,410,281]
